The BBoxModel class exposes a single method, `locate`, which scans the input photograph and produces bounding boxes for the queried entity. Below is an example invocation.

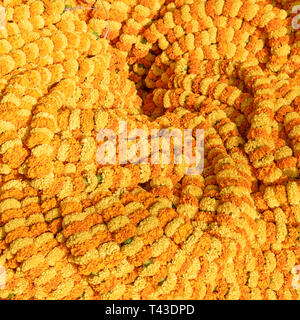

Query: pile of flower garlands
[0,0,299,300]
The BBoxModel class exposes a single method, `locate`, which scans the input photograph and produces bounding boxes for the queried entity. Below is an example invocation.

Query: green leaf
[141,37,147,44]
[158,276,167,285]
[8,293,15,299]
[123,238,133,245]
[143,259,151,267]
[92,30,99,40]
[83,178,88,186]
[97,174,102,184]
[65,4,71,9]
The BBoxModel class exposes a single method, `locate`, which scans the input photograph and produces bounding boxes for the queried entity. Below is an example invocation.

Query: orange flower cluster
[0,0,299,300]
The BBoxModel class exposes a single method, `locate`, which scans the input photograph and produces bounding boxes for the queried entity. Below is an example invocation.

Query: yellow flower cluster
[0,0,299,300]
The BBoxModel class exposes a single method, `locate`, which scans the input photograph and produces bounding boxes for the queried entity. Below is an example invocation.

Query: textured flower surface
[0,0,299,300]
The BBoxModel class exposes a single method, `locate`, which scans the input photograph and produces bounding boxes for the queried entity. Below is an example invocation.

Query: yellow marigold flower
[0,55,15,75]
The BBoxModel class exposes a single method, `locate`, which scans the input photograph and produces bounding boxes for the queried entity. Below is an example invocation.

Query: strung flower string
[64,0,110,39]
[0,0,299,301]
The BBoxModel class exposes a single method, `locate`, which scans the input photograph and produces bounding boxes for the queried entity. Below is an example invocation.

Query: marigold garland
[0,0,299,300]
